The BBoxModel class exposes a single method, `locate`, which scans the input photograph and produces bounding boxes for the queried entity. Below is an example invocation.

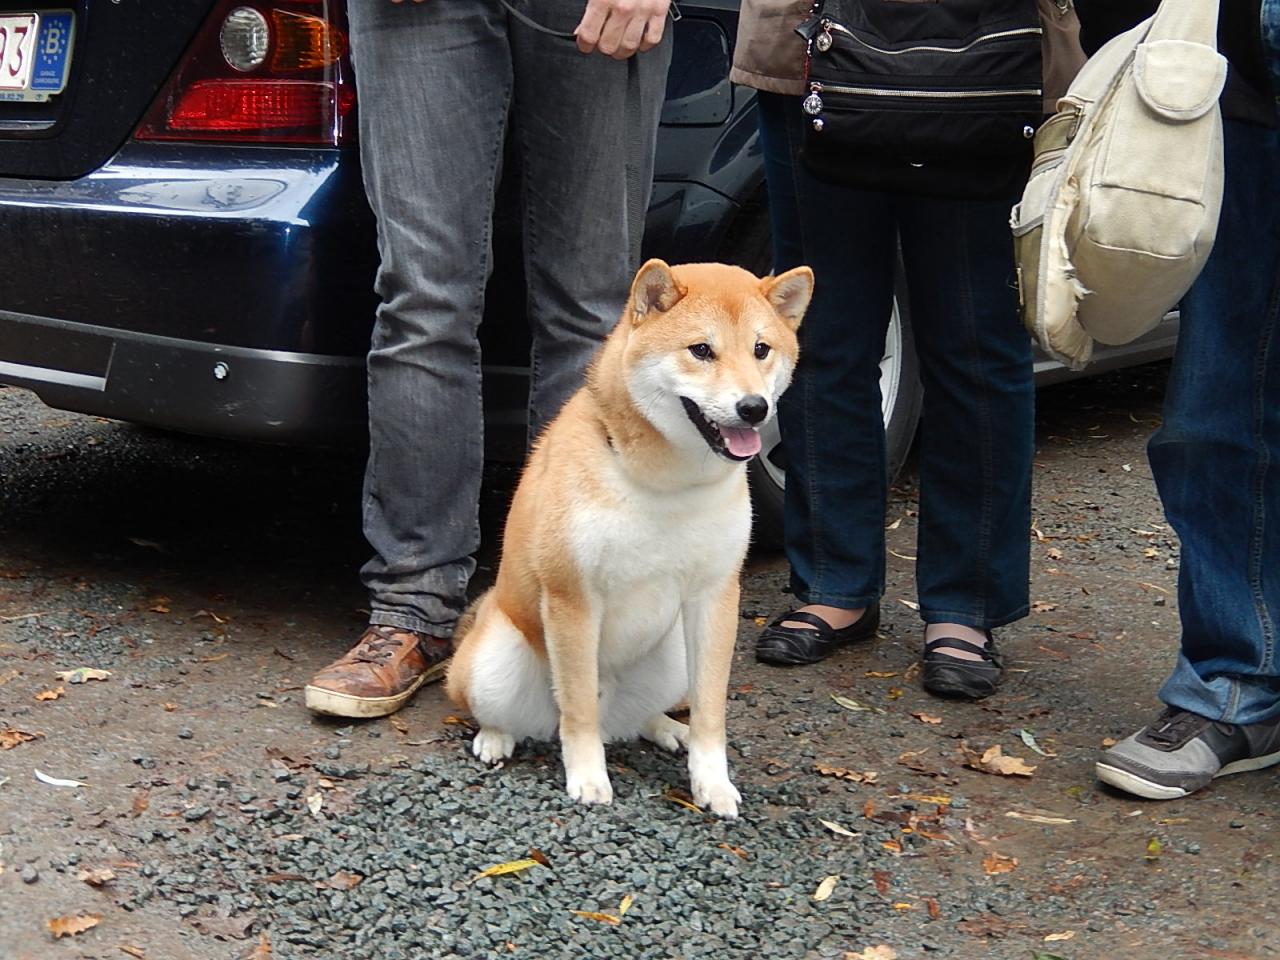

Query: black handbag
[797,0,1044,199]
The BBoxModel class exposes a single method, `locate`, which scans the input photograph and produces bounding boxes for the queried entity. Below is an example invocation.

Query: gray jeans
[349,0,672,636]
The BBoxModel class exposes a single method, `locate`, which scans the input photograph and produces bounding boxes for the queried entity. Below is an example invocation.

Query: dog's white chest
[567,477,749,653]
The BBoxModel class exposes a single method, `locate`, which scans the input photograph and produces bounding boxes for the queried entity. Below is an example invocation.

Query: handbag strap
[1145,0,1221,48]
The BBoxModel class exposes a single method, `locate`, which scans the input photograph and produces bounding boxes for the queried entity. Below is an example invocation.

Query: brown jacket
[730,0,1086,114]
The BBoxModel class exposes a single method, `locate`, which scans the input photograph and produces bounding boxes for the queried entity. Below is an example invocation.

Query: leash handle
[496,0,681,41]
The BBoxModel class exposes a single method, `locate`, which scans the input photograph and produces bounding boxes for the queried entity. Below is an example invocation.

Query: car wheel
[724,206,924,551]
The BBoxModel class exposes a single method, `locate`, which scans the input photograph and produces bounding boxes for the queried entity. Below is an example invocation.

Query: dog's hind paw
[692,777,742,820]
[472,728,515,765]
[641,715,690,753]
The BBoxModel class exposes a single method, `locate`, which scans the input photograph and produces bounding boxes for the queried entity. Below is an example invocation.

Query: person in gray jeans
[305,0,674,719]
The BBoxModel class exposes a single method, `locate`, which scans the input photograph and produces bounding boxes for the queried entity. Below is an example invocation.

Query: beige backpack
[1010,0,1226,369]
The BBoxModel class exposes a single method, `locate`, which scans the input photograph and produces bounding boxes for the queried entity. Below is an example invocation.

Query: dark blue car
[0,1,1174,542]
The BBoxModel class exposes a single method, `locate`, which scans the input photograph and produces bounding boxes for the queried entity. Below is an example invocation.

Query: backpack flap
[1133,40,1227,122]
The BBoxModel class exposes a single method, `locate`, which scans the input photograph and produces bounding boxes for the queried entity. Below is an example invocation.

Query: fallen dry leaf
[34,686,65,702]
[195,609,228,624]
[528,848,553,868]
[926,897,941,920]
[814,762,878,784]
[886,687,904,700]
[872,870,891,895]
[388,714,409,736]
[0,727,42,749]
[881,838,903,855]
[1044,931,1075,942]
[570,910,621,925]
[719,843,750,860]
[663,786,703,813]
[442,715,478,730]
[118,945,147,958]
[1005,811,1075,825]
[54,667,111,684]
[198,652,230,663]
[190,915,255,940]
[1031,600,1059,613]
[962,743,1037,778]
[812,874,839,902]
[617,894,634,916]
[1018,729,1057,757]
[899,792,952,805]
[1101,737,1118,747]
[0,667,21,684]
[982,852,1019,875]
[845,947,898,960]
[244,931,272,959]
[864,671,898,679]
[305,794,323,817]
[1046,547,1063,560]
[831,694,885,714]
[1145,836,1163,860]
[819,818,860,839]
[911,711,943,725]
[77,867,117,886]
[470,858,542,883]
[130,790,151,817]
[316,870,362,890]
[149,599,172,614]
[48,914,102,938]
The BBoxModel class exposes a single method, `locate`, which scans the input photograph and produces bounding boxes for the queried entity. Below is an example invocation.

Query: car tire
[723,205,924,551]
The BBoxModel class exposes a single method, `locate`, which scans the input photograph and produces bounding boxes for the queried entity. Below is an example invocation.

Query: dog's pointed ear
[629,259,687,325]
[760,266,814,332]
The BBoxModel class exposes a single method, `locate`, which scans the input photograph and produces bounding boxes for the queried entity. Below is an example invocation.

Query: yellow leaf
[663,787,703,813]
[886,687,903,700]
[892,902,914,911]
[1044,931,1076,942]
[982,852,1018,875]
[1145,837,1162,860]
[570,910,621,925]
[617,894,634,916]
[54,667,111,684]
[470,858,542,883]
[47,914,102,938]
[34,686,65,702]
[813,875,839,902]
[900,793,952,805]
[881,838,902,855]
[864,671,898,679]
[1101,737,1118,747]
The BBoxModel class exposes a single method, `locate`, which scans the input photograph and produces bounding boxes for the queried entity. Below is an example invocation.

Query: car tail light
[135,0,354,146]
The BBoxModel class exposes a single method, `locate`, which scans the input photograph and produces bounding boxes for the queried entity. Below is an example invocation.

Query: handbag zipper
[816,19,1042,56]
[809,80,1042,100]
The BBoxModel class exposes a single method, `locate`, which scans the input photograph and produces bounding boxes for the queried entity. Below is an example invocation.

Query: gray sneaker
[1096,707,1280,799]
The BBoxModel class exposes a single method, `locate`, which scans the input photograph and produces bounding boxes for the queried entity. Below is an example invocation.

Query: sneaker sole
[1096,747,1280,801]
[304,658,449,719]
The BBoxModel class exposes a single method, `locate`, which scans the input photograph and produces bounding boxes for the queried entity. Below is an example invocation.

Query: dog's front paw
[472,728,515,765]
[565,769,614,806]
[692,776,741,819]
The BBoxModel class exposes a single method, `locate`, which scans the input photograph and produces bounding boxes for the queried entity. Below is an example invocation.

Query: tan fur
[444,260,811,817]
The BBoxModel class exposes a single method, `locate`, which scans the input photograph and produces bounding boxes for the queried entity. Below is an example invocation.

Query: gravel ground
[1,370,1278,960]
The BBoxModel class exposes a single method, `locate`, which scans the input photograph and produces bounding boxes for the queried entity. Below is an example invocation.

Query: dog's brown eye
[688,343,715,361]
[754,342,771,360]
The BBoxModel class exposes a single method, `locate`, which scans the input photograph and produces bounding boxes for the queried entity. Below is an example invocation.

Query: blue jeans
[1155,113,1280,723]
[756,92,1034,627]
[349,1,671,636]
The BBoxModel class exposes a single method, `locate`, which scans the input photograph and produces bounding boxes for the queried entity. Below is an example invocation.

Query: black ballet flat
[755,603,881,666]
[921,633,1004,700]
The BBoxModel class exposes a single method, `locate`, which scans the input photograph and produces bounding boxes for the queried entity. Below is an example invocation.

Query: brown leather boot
[305,625,450,718]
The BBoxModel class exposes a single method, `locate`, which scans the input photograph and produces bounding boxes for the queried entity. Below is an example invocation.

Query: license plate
[0,11,75,103]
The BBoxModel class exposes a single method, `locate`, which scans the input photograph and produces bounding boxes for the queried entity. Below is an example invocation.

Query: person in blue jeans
[304,0,673,720]
[1086,0,1280,798]
[730,2,1038,700]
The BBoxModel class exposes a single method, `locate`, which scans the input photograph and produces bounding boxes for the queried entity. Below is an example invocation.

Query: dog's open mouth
[680,397,761,461]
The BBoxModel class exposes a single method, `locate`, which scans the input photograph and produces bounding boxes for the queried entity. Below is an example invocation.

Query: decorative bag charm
[796,0,1044,199]
[1009,0,1226,368]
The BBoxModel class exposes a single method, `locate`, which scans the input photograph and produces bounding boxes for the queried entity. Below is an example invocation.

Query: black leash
[496,0,680,40]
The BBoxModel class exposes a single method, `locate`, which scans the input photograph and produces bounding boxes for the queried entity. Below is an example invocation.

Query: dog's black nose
[736,395,768,425]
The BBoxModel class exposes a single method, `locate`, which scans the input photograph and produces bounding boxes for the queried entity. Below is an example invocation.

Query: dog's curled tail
[451,589,490,651]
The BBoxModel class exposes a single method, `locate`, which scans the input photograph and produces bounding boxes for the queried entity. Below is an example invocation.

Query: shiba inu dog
[444,259,811,818]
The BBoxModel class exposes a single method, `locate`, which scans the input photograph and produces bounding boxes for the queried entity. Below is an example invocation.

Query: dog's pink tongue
[722,427,761,459]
